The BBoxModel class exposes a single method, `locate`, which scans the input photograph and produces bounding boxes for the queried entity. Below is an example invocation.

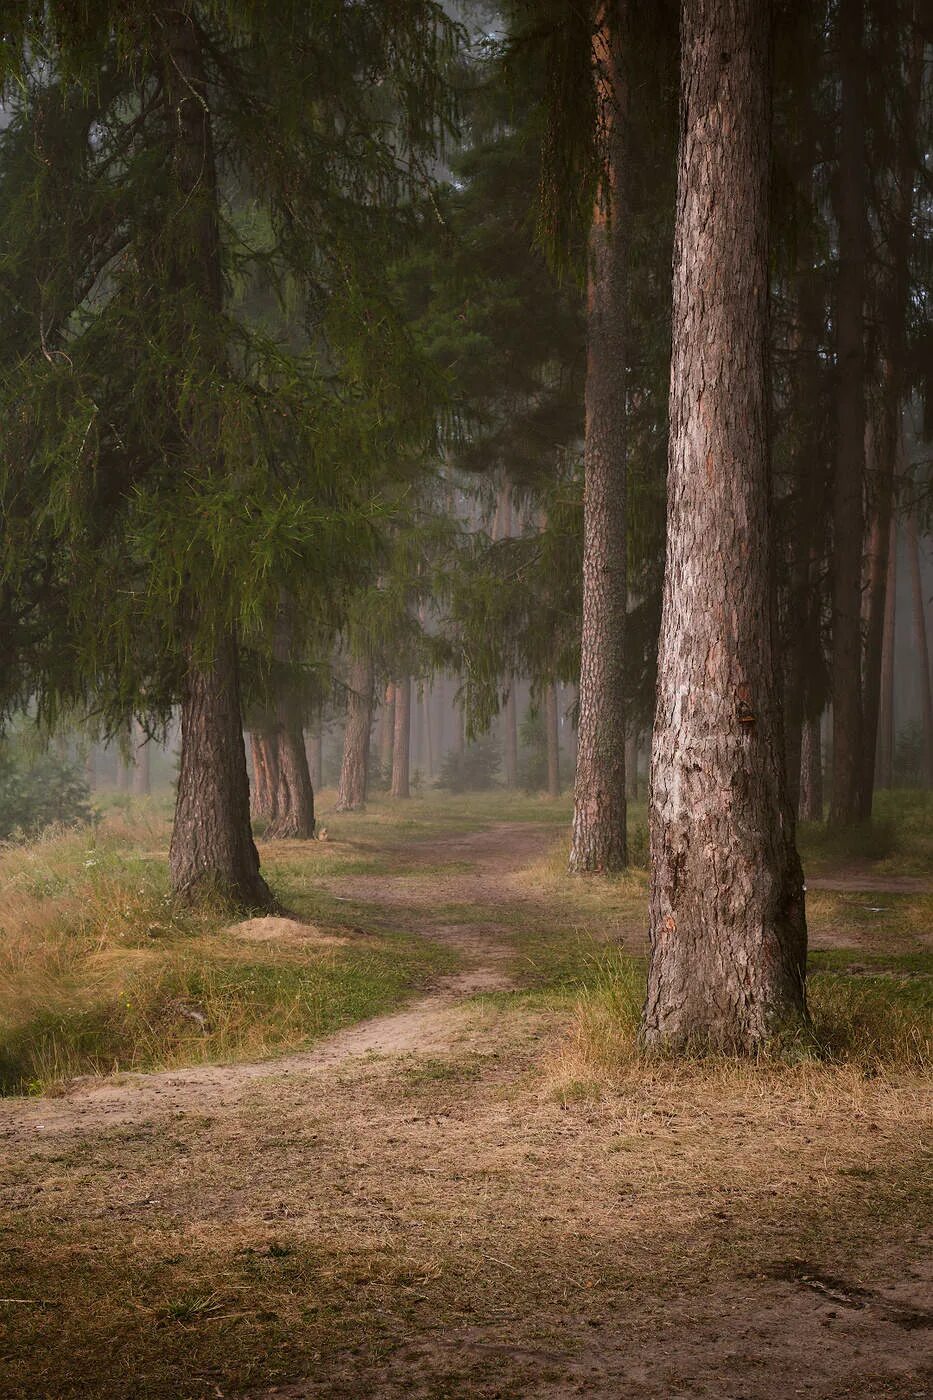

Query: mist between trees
[0,0,931,1055]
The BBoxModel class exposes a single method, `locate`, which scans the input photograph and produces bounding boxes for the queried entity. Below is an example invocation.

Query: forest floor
[0,791,930,1398]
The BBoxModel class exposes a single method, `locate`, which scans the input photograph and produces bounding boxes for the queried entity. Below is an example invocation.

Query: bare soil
[0,819,929,1399]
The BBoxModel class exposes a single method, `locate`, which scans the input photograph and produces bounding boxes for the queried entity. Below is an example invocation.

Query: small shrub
[0,741,94,839]
[436,737,501,793]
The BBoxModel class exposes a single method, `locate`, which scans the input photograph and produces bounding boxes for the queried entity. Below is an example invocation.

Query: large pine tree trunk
[570,0,629,872]
[829,0,868,826]
[545,683,561,798]
[643,0,807,1050]
[391,676,411,799]
[161,9,269,904]
[170,632,271,907]
[336,654,374,811]
[876,520,896,789]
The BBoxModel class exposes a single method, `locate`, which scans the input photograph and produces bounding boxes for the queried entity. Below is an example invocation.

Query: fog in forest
[0,3,930,1398]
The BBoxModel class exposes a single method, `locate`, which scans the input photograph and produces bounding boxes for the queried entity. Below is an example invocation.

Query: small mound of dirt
[225,916,348,946]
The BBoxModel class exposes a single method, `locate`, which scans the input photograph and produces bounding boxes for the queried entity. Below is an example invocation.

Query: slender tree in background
[391,676,412,798]
[336,654,375,811]
[569,0,629,872]
[829,0,868,827]
[644,0,807,1049]
[877,519,897,789]
[907,513,933,787]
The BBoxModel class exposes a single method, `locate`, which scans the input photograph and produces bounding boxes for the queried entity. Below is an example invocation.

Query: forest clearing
[1,790,930,1398]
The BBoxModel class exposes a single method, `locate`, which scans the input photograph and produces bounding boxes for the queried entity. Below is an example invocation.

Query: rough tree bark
[829,0,868,826]
[907,514,933,788]
[249,729,279,822]
[643,0,807,1050]
[545,683,561,798]
[170,631,271,907]
[391,676,411,799]
[161,8,270,905]
[336,654,374,811]
[570,0,628,870]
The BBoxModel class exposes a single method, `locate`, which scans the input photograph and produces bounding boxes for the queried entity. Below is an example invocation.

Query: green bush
[437,736,501,792]
[0,741,94,839]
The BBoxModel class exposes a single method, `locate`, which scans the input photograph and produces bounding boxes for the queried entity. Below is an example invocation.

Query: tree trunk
[643,0,807,1050]
[859,23,921,815]
[829,0,868,826]
[876,519,896,789]
[380,682,396,779]
[570,0,629,872]
[503,685,518,788]
[625,732,638,799]
[266,604,315,840]
[268,724,316,839]
[907,514,933,788]
[249,729,279,822]
[304,732,322,791]
[545,683,561,798]
[423,685,435,779]
[799,717,823,821]
[170,632,271,907]
[336,654,374,811]
[391,676,411,799]
[160,11,268,904]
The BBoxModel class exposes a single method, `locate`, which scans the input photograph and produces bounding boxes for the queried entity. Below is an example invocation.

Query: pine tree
[643,0,808,1050]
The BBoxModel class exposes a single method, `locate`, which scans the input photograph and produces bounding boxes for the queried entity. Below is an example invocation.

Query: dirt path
[1,818,929,1400]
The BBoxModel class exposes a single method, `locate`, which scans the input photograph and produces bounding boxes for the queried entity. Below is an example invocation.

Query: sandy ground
[1,821,930,1399]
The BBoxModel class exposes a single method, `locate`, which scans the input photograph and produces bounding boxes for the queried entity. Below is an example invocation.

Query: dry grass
[0,807,453,1095]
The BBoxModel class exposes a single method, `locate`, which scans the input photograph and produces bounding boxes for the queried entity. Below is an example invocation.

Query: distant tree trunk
[423,686,435,779]
[876,520,896,789]
[570,2,628,870]
[266,605,315,840]
[859,24,921,815]
[503,685,518,788]
[625,732,638,799]
[907,514,933,788]
[336,654,374,811]
[84,744,96,792]
[305,731,323,792]
[249,729,279,822]
[545,683,561,798]
[380,682,396,779]
[643,0,807,1050]
[131,718,151,796]
[268,724,316,839]
[391,676,412,799]
[829,0,868,826]
[170,631,271,907]
[116,747,130,792]
[799,717,823,821]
